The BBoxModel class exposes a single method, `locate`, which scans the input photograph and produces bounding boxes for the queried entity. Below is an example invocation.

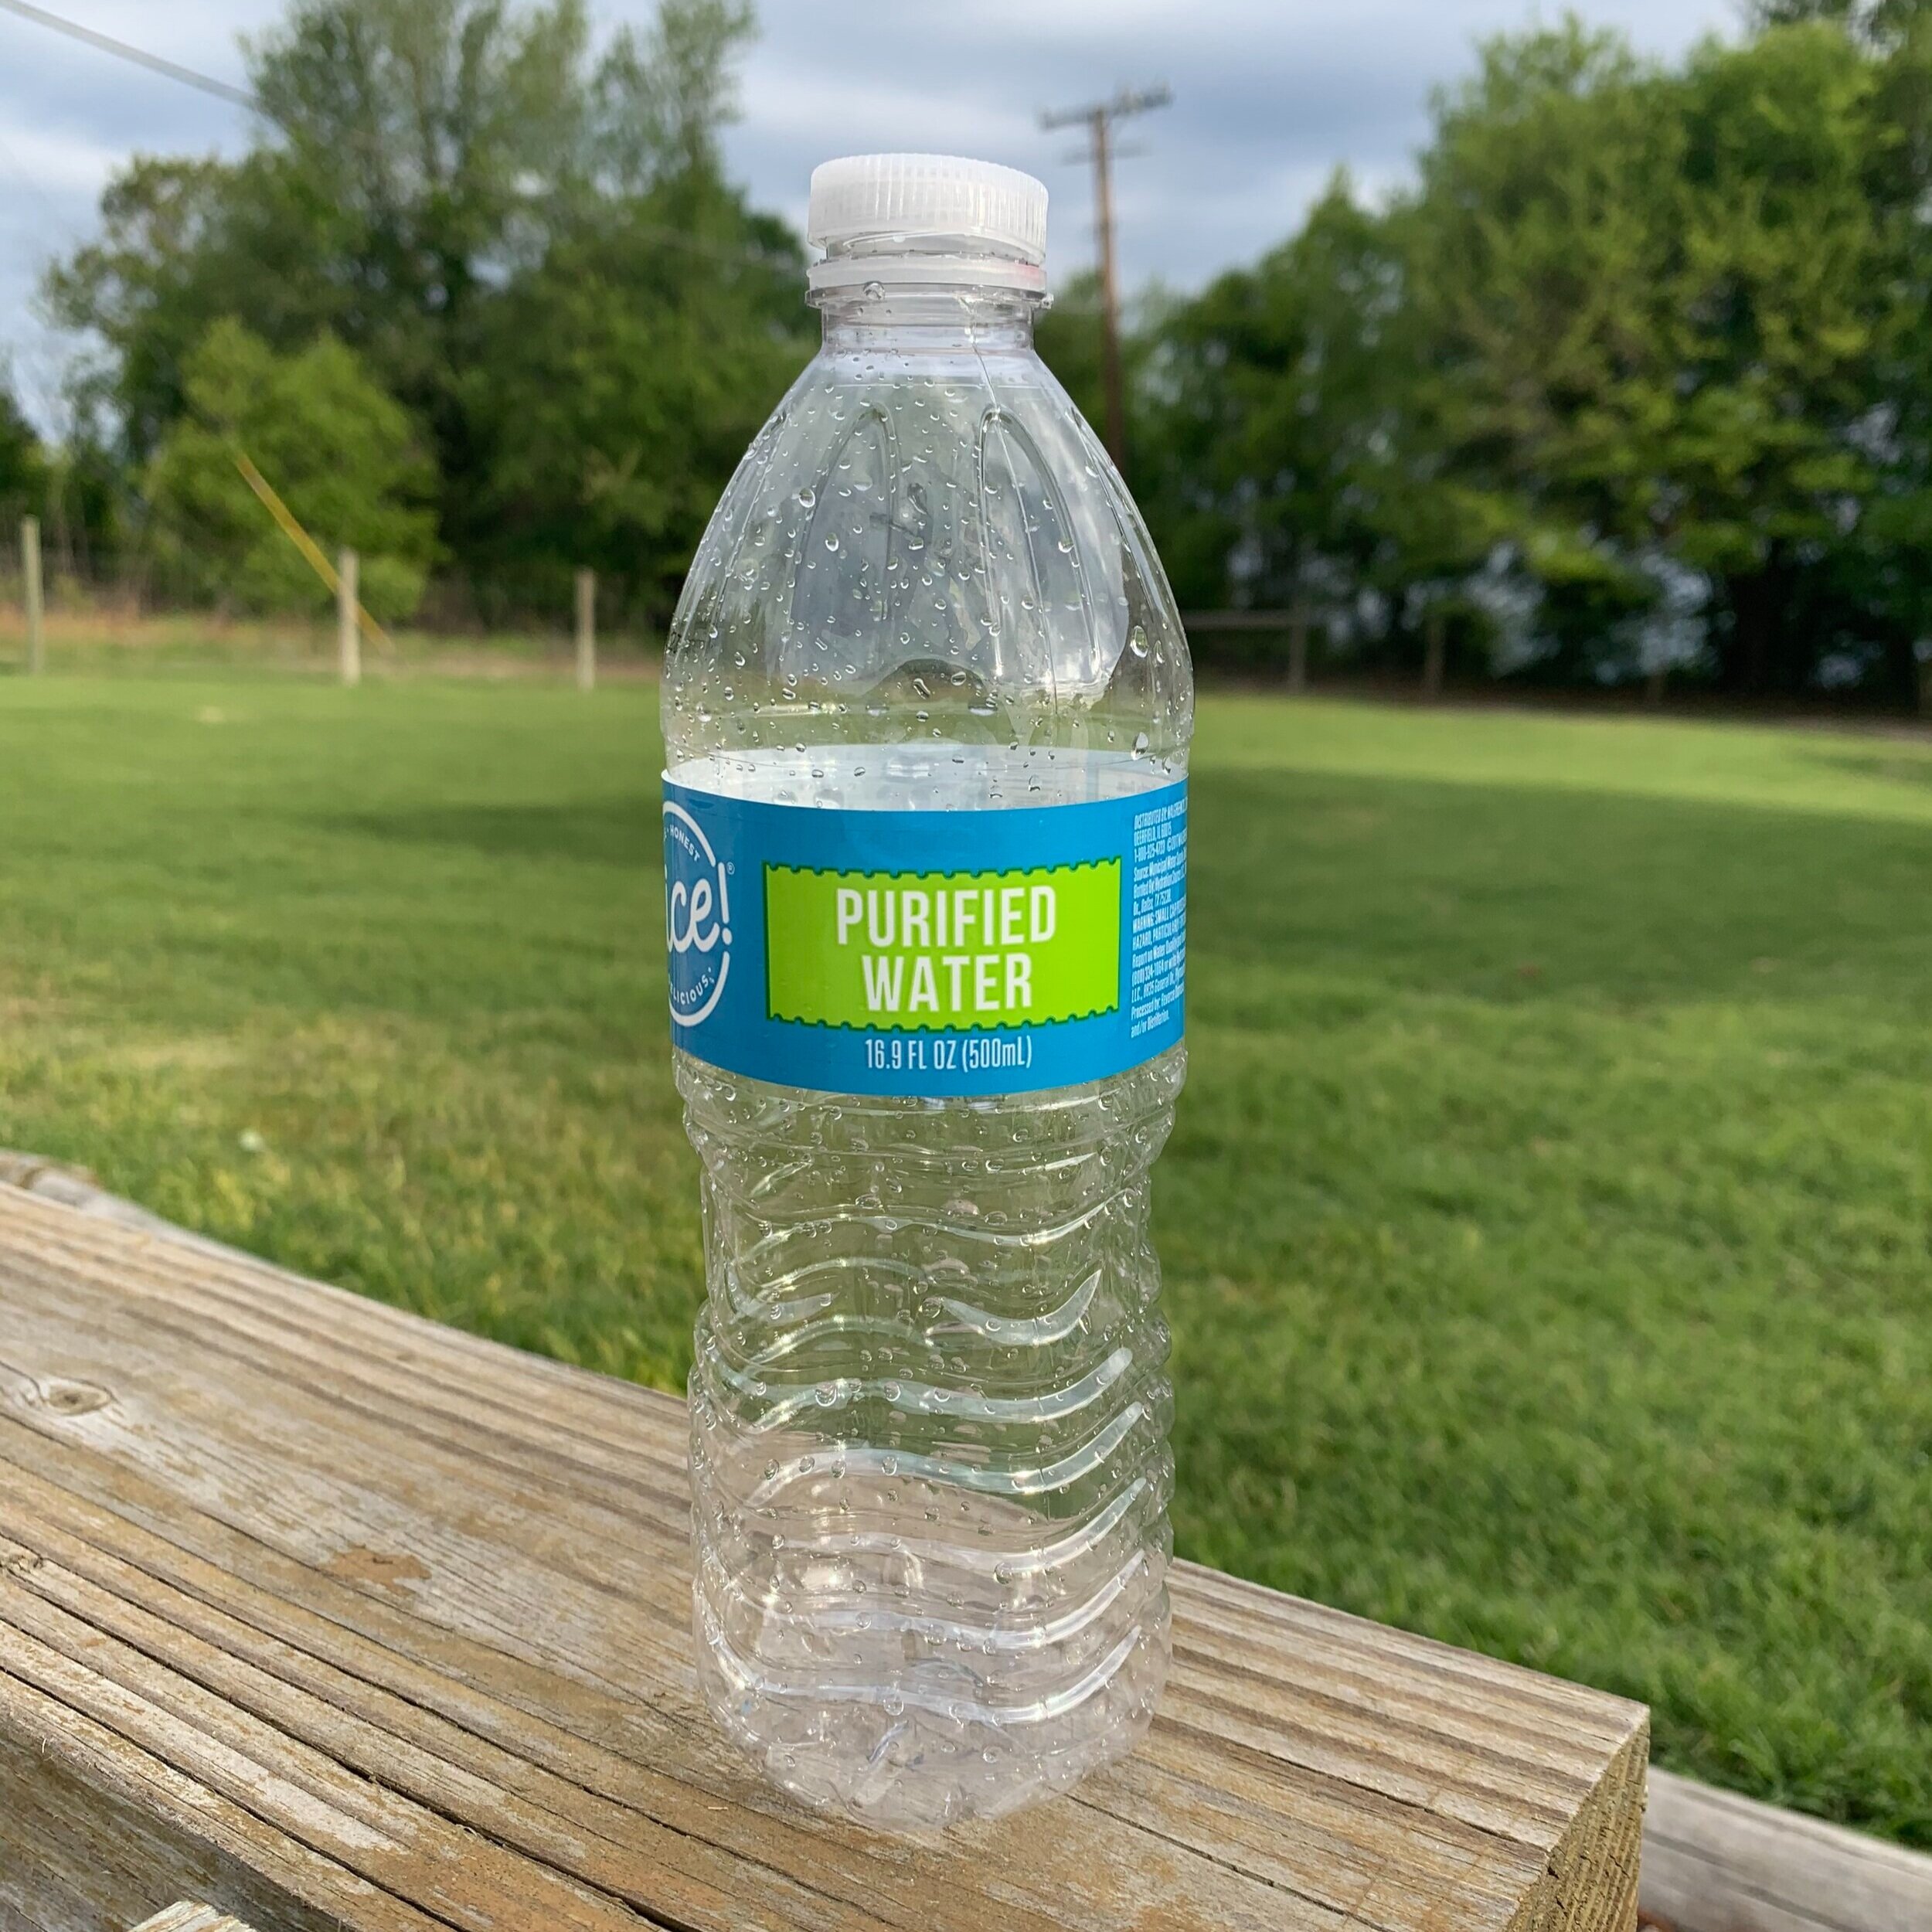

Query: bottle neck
[809,239,1046,352]
[815,283,1042,352]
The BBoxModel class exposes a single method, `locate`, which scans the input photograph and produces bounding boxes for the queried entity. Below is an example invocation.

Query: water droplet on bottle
[825,532,840,553]
[796,485,816,509]
[1128,625,1149,658]
[1132,732,1150,758]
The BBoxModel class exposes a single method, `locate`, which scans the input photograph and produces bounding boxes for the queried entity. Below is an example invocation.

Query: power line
[0,0,260,112]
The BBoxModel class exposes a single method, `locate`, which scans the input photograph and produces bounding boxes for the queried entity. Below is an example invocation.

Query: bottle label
[664,779,1187,1097]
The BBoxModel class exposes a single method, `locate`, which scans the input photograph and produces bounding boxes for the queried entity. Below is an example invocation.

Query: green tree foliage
[48,0,801,624]
[1403,19,1920,690]
[1749,0,1930,45]
[1132,11,1932,699]
[1126,185,1404,627]
[236,0,593,553]
[1033,269,1170,487]
[0,379,46,531]
[592,0,754,183]
[144,320,437,620]
[465,186,808,621]
[45,0,1932,696]
[459,0,810,619]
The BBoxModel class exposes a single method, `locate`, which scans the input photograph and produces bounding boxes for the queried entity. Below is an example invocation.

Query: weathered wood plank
[1641,1767,1932,1932]
[0,1666,397,1932]
[0,1179,1648,1931]
[131,1906,262,1932]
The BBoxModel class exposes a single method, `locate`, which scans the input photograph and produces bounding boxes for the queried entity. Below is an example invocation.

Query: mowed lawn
[1,674,1928,1844]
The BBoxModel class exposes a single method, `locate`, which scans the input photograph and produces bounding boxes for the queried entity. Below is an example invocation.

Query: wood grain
[1641,1767,1932,1932]
[131,1906,263,1932]
[0,1178,1648,1931]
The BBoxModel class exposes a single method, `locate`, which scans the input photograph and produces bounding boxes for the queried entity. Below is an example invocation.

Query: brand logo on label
[664,801,733,1028]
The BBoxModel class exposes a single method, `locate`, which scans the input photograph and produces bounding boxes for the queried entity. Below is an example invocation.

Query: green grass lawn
[1,674,1927,1845]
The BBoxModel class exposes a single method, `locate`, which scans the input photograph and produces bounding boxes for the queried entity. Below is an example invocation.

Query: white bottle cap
[808,154,1049,290]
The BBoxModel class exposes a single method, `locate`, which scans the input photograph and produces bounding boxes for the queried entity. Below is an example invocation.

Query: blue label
[663,778,1186,1097]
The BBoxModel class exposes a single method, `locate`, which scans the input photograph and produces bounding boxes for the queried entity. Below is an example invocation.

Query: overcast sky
[0,0,1739,426]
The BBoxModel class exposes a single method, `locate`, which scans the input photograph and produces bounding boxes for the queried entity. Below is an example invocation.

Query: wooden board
[0,1178,1648,1931]
[1641,1768,1932,1932]
[131,1906,261,1932]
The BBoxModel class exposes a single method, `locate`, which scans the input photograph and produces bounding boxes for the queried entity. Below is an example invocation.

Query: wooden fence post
[21,516,43,675]
[1422,609,1446,701]
[575,568,596,692]
[1287,595,1309,695]
[337,547,361,688]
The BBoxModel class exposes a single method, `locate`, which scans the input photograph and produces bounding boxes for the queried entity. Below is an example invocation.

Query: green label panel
[765,862,1122,1032]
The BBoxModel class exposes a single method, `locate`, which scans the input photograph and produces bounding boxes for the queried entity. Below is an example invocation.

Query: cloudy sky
[0,0,1739,423]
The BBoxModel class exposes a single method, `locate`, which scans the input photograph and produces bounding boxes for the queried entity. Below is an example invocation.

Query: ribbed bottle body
[684,1045,1181,1825]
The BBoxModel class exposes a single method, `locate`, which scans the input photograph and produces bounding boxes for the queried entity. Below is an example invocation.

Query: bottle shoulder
[663,344,1193,771]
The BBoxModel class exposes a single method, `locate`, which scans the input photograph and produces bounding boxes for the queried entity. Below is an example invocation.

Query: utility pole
[1041,84,1172,474]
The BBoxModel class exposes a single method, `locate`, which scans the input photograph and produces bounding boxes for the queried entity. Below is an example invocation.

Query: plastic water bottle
[663,153,1192,1829]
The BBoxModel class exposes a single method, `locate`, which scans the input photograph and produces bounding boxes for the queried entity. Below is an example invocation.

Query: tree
[464,176,809,621]
[1036,270,1171,492]
[47,0,777,617]
[46,158,279,468]
[0,378,46,531]
[591,0,755,187]
[1391,26,1679,679]
[1111,11,1932,699]
[1132,183,1414,669]
[143,319,437,619]
[236,0,596,556]
[1385,19,1923,694]
[1747,0,1931,45]
[462,1,805,621]
[1673,25,1916,690]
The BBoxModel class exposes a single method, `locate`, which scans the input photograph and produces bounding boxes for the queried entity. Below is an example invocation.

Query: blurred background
[0,0,1928,1866]
[6,0,1932,703]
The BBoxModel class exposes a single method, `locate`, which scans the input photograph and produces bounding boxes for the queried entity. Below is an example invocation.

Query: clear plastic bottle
[663,154,1193,1830]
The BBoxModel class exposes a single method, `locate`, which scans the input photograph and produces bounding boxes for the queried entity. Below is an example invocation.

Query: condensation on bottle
[663,152,1194,1830]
